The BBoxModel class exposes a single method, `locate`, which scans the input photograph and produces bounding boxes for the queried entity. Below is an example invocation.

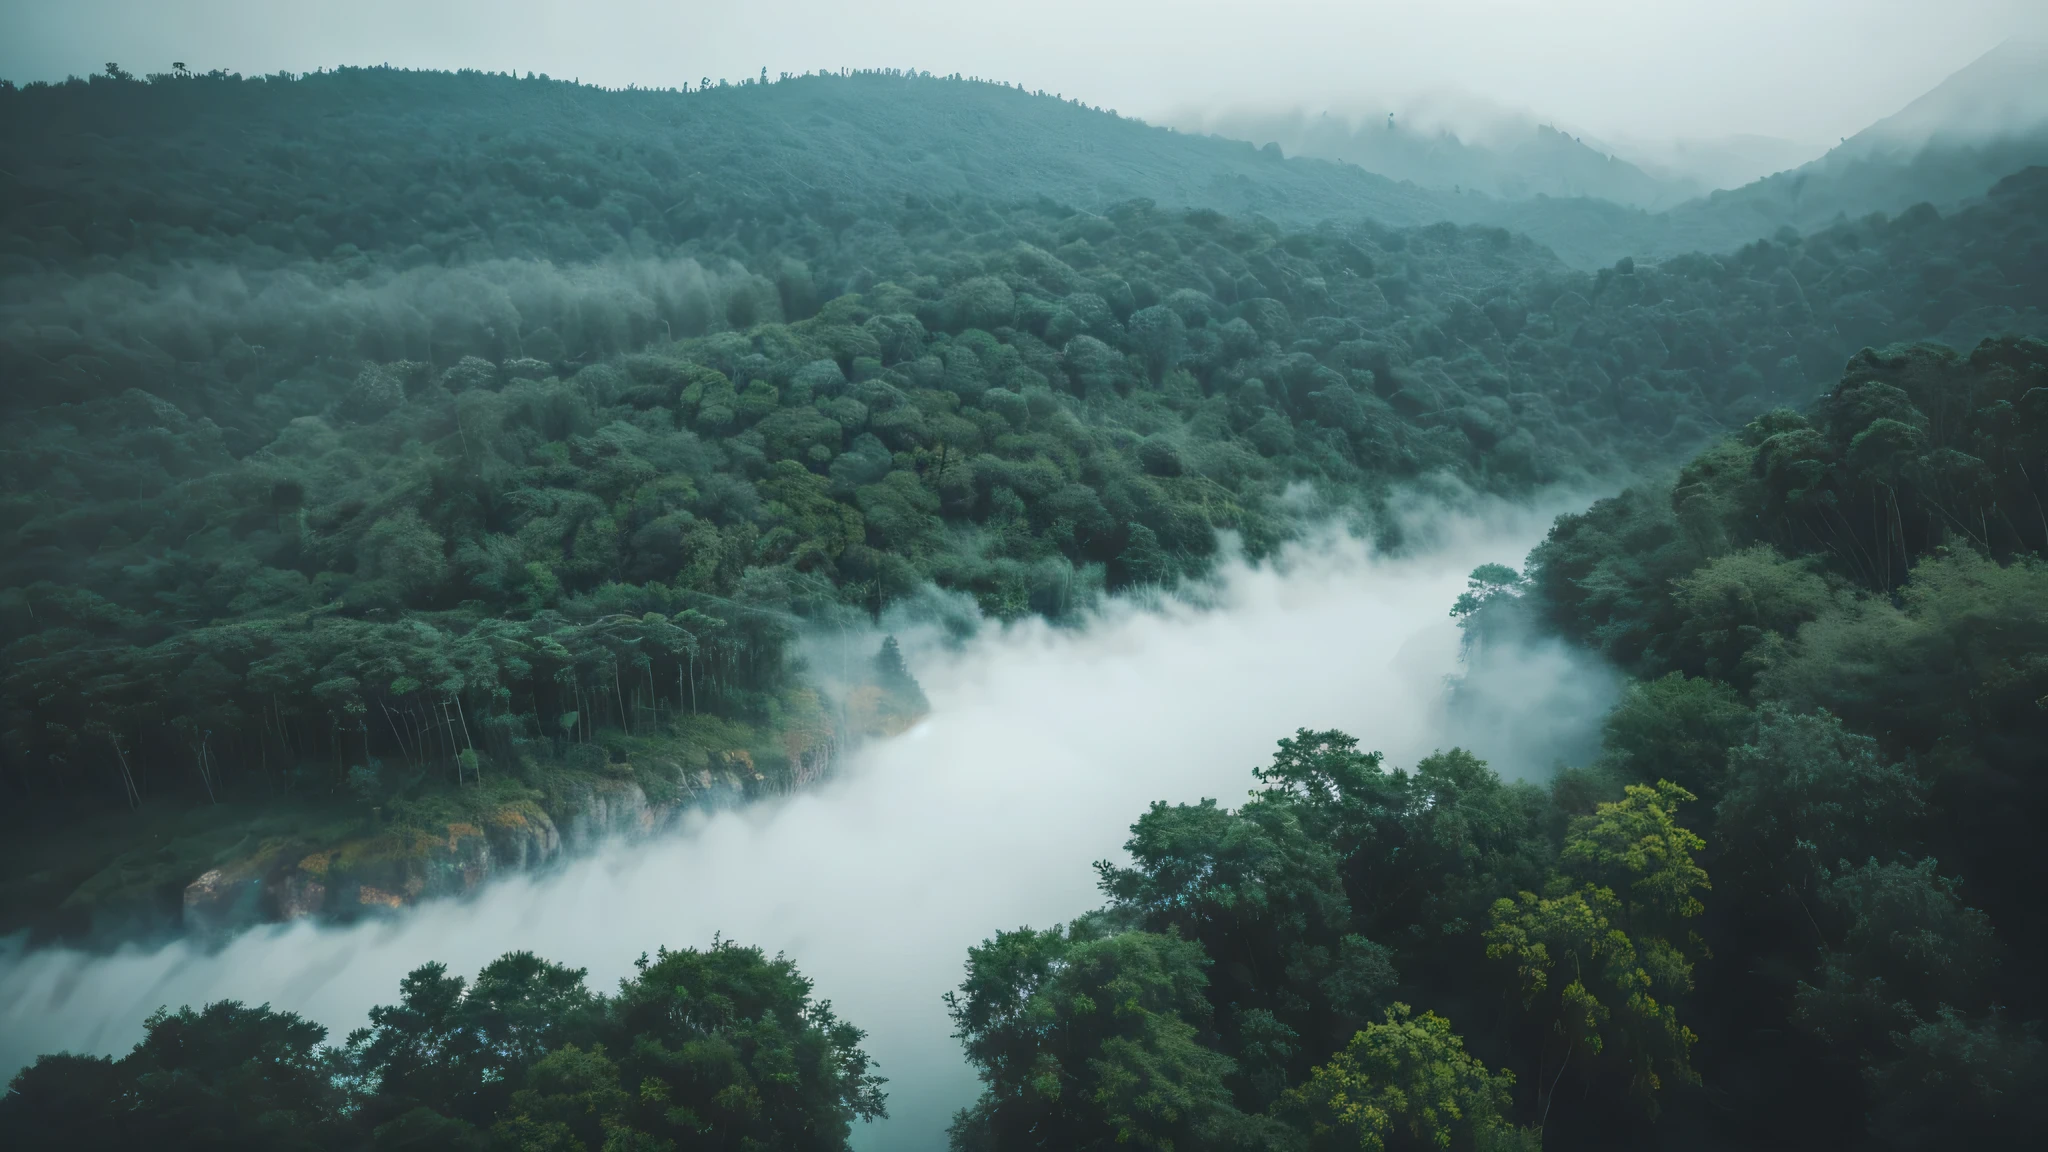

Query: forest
[8,342,2042,1150]
[934,336,2048,1150]
[3,60,2048,1150]
[9,66,2039,947]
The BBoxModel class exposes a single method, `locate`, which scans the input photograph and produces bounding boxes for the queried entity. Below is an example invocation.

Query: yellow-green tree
[1485,781,1707,1124]
[1281,1004,1537,1152]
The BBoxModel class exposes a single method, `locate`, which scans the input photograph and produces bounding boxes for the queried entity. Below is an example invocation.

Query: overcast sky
[2,0,2042,144]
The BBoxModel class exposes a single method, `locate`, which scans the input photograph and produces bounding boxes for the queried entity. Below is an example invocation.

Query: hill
[0,65,1468,276]
[0,66,2045,950]
[1166,106,1698,210]
[1162,43,2048,270]
[1665,39,2048,242]
[0,62,1863,277]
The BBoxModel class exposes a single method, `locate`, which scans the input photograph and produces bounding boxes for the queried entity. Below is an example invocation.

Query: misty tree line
[20,58,1128,114]
[9,577,796,808]
[0,939,887,1152]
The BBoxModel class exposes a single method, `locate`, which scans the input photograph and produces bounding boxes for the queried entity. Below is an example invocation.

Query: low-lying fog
[0,497,1616,1149]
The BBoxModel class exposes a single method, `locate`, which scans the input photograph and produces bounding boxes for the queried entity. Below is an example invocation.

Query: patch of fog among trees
[1,252,775,380]
[0,496,1615,1150]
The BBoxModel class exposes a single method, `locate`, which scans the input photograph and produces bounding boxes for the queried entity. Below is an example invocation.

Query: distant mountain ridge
[0,67,1684,271]
[1849,37,2048,152]
[1655,39,2048,241]
[1165,106,1701,210]
[2,56,2042,282]
[1169,40,2048,266]
[0,68,1472,272]
[1596,133,1823,195]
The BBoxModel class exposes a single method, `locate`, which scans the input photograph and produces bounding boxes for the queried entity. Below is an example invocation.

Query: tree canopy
[1,939,882,1152]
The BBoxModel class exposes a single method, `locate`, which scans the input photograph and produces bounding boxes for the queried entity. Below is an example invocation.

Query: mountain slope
[1850,36,2048,152]
[0,67,1473,273]
[0,64,1814,275]
[1668,39,2048,240]
[1162,43,2048,269]
[1167,106,1699,210]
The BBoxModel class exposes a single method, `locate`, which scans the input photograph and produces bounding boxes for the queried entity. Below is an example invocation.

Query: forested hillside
[3,61,1993,284]
[2,65,2046,945]
[1684,38,2048,237]
[0,64,1457,278]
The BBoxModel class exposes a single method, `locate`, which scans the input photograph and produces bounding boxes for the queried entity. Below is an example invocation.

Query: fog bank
[0,498,1611,1149]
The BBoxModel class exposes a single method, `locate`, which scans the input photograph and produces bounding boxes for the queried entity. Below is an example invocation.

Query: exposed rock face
[171,725,862,938]
[484,803,562,870]
[183,866,261,937]
[275,868,327,922]
[179,804,562,934]
[182,839,293,937]
[557,779,663,850]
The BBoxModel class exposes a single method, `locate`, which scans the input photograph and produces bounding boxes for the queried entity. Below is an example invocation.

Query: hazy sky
[3,0,2042,144]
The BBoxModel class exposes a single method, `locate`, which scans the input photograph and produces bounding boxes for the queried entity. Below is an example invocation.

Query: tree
[1449,564,1525,621]
[489,1044,647,1152]
[1249,733,1547,958]
[1280,1004,1535,1152]
[1560,780,1710,933]
[1793,858,2002,1064]
[946,918,1252,1151]
[1862,1008,2048,1151]
[1668,546,1835,688]
[1595,673,1752,801]
[1486,782,1707,1122]
[1096,795,1378,1100]
[0,1054,128,1152]
[1125,306,1187,383]
[348,952,601,1130]
[605,939,886,1151]
[1,1001,348,1152]
[1714,708,1926,897]
[7,944,878,1152]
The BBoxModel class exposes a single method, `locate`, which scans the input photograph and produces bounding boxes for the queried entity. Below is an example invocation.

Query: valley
[2,36,2046,1151]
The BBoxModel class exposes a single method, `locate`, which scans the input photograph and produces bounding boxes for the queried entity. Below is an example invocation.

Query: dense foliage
[1504,336,2048,1144]
[7,72,2045,831]
[0,938,883,1151]
[0,61,1843,285]
[938,341,2048,1150]
[944,733,1696,1148]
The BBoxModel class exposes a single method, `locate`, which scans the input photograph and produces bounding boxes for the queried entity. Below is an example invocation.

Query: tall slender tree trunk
[109,733,140,809]
[452,695,477,783]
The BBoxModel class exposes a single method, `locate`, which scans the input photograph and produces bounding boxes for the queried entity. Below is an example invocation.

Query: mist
[0,496,1612,1150]
[0,253,766,379]
[4,0,2041,149]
